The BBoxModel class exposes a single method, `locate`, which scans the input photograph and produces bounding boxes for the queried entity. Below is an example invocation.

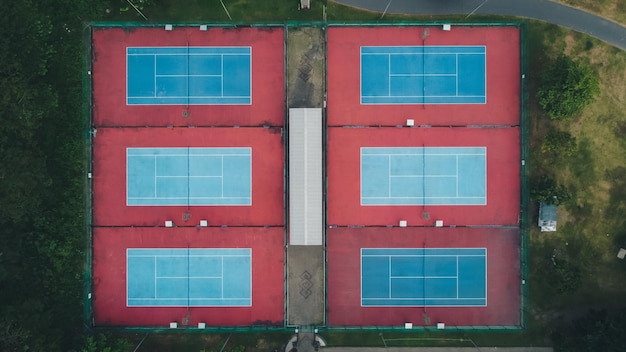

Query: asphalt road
[334,0,626,51]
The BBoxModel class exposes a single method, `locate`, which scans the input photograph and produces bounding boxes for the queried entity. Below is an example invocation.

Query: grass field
[559,0,626,25]
[93,1,626,351]
[527,21,626,326]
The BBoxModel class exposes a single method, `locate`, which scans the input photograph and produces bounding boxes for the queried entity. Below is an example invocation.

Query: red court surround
[92,127,284,227]
[92,26,284,127]
[92,227,285,327]
[327,227,521,327]
[90,24,524,329]
[327,26,520,126]
[327,127,521,227]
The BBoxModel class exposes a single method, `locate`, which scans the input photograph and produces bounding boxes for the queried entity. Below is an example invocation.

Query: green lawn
[558,0,626,25]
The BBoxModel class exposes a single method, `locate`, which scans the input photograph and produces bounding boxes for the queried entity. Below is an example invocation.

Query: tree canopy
[537,54,600,120]
[0,0,132,350]
[530,175,573,205]
[553,309,626,352]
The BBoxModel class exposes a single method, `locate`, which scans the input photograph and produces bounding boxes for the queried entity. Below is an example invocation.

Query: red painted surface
[327,127,520,226]
[327,227,521,327]
[92,227,284,327]
[92,127,284,227]
[92,27,284,127]
[327,26,520,126]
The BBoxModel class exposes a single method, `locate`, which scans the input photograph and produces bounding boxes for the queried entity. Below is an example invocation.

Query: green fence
[519,20,530,330]
[82,24,94,329]
[85,20,527,333]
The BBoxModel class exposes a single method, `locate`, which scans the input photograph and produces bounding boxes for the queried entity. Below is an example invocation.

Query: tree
[537,54,599,120]
[531,175,572,205]
[553,309,626,352]
[541,129,577,156]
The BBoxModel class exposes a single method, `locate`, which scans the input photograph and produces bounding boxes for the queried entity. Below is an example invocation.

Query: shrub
[541,129,577,156]
[537,54,600,120]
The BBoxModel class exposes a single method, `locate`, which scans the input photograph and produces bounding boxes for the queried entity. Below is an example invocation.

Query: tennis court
[360,46,486,104]
[361,147,486,206]
[126,147,252,206]
[127,248,251,307]
[127,47,251,105]
[361,248,486,307]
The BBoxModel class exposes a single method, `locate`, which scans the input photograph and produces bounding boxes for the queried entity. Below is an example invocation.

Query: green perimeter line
[88,20,524,28]
[86,21,525,332]
[283,23,289,327]
[519,20,530,330]
[83,24,95,328]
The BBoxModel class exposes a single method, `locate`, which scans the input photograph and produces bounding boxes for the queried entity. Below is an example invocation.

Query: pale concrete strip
[286,246,325,325]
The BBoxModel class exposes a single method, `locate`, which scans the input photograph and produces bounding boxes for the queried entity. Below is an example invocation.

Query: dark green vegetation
[541,129,577,156]
[0,0,106,350]
[1,0,625,351]
[552,308,626,352]
[537,54,600,120]
[527,18,626,352]
[531,175,573,205]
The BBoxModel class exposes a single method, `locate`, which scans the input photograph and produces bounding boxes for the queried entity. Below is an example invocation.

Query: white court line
[456,256,459,299]
[127,95,250,99]
[362,254,486,258]
[129,254,248,258]
[387,54,391,97]
[363,297,485,301]
[131,50,251,101]
[128,196,249,200]
[388,255,392,299]
[362,52,485,56]
[389,175,457,178]
[155,74,222,77]
[363,153,485,156]
[390,276,457,279]
[154,256,157,299]
[456,155,459,197]
[157,276,223,279]
[387,155,391,197]
[389,73,456,77]
[220,54,224,97]
[456,53,459,96]
[156,175,222,178]
[128,53,249,56]
[154,155,157,197]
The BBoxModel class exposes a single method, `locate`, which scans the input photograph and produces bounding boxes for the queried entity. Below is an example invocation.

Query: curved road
[334,0,626,51]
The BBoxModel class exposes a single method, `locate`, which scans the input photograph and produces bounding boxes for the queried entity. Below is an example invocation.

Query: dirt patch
[286,26,325,108]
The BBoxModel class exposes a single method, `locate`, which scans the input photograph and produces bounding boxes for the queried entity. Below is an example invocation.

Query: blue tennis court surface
[127,248,251,307]
[361,248,486,306]
[361,147,486,206]
[360,46,486,104]
[127,47,251,105]
[127,147,252,206]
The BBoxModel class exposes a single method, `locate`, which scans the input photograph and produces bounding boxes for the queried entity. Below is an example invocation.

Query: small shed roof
[538,202,557,232]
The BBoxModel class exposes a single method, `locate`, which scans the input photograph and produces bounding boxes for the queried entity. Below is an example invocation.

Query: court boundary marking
[359,147,488,206]
[125,248,253,307]
[125,147,253,207]
[359,45,487,105]
[360,247,488,307]
[125,46,253,106]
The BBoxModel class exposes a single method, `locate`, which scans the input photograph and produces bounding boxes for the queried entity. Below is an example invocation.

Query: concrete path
[286,246,325,326]
[334,0,626,51]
